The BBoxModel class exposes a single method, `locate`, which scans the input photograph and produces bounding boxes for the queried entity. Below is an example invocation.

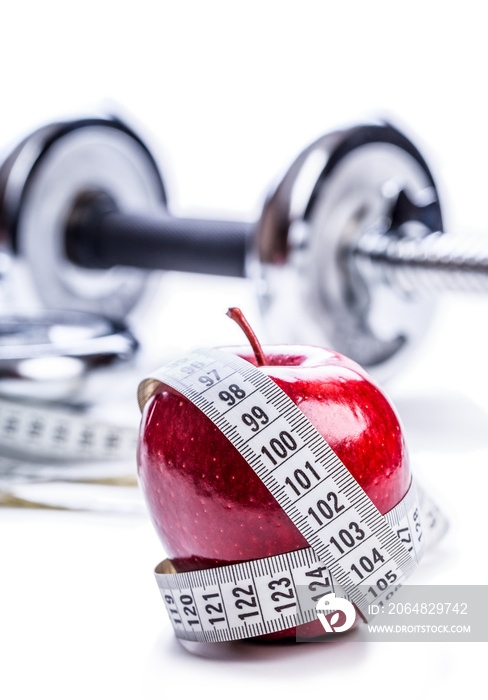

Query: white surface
[1,2,488,698]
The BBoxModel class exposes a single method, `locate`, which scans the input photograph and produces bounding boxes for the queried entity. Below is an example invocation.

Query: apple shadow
[393,392,488,454]
[154,627,370,674]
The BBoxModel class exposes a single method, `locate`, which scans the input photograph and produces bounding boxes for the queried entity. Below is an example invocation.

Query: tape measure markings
[154,481,437,642]
[158,546,330,642]
[0,397,137,462]
[139,348,418,621]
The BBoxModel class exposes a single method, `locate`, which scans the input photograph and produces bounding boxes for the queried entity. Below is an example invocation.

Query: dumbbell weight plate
[0,117,166,318]
[252,122,443,381]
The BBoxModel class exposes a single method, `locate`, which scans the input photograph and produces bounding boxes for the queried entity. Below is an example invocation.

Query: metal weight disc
[0,309,138,401]
[0,116,167,318]
[251,122,443,382]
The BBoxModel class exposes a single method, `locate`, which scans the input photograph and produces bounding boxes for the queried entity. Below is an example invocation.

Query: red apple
[137,314,410,641]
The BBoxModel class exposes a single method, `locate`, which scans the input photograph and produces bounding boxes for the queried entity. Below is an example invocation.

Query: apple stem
[226,308,267,366]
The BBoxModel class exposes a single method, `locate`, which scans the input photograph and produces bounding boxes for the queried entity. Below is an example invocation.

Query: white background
[1,2,488,698]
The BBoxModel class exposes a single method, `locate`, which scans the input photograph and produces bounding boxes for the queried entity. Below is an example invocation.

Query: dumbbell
[0,114,484,381]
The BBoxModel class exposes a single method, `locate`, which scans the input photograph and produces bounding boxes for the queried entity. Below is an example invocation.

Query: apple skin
[137,345,411,640]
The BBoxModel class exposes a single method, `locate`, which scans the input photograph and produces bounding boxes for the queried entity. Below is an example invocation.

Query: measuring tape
[153,482,439,642]
[138,347,448,641]
[0,309,142,506]
[0,395,139,509]
[0,396,137,462]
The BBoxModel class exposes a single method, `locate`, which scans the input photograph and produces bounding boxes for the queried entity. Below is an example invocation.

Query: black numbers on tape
[198,368,221,387]
[202,592,225,626]
[329,521,365,555]
[350,547,385,580]
[367,570,398,598]
[285,461,321,496]
[268,577,296,613]
[241,406,269,432]
[397,527,413,554]
[163,592,200,628]
[261,431,297,465]
[219,384,246,405]
[180,594,199,627]
[396,508,422,556]
[305,565,333,602]
[232,584,260,621]
[164,594,183,626]
[307,492,345,526]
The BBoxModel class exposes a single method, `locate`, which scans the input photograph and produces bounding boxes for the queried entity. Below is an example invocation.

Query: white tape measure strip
[139,348,419,623]
[0,397,137,462]
[158,547,330,643]
[155,480,438,642]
